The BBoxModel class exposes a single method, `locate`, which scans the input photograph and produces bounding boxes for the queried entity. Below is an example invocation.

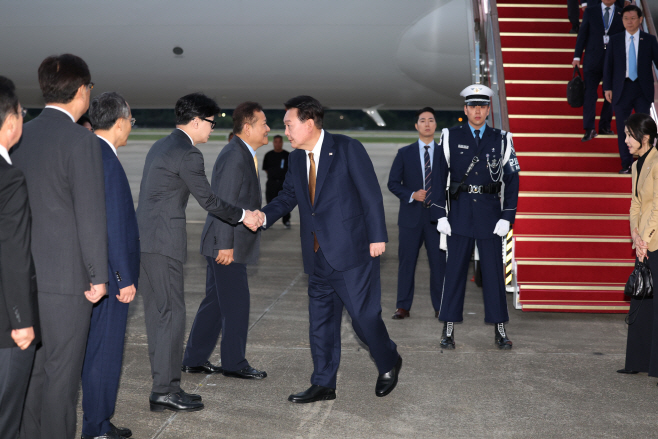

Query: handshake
[243,210,266,231]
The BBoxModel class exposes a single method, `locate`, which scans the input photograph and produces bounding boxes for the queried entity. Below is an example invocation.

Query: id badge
[603,35,610,45]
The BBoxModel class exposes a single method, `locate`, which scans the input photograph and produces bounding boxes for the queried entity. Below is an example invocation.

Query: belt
[451,182,502,194]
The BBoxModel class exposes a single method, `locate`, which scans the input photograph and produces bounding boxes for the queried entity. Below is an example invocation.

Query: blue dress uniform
[435,109,520,348]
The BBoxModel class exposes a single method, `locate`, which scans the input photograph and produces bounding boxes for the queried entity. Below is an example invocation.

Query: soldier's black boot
[494,323,513,350]
[440,322,455,349]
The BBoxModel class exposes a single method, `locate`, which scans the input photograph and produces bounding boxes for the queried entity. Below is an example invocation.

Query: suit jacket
[573,4,624,72]
[99,138,140,291]
[11,108,108,294]
[603,30,658,104]
[0,156,40,348]
[200,137,261,264]
[387,141,442,228]
[136,129,243,264]
[262,131,388,274]
[630,147,658,252]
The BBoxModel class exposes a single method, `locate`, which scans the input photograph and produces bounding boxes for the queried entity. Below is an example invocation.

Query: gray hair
[88,91,130,130]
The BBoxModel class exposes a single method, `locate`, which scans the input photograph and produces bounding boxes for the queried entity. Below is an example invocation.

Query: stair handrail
[637,0,658,105]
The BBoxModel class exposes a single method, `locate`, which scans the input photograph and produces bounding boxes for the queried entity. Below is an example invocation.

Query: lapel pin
[329,152,333,156]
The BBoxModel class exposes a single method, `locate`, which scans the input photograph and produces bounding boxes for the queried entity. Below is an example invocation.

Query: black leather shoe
[180,388,202,402]
[375,355,402,397]
[288,384,336,403]
[495,323,513,350]
[569,25,579,34]
[392,308,409,319]
[598,127,614,135]
[440,322,455,350]
[434,310,439,318]
[182,361,223,374]
[81,430,123,439]
[149,391,204,412]
[582,129,597,142]
[222,365,267,380]
[109,423,131,438]
[619,166,632,174]
[616,368,639,374]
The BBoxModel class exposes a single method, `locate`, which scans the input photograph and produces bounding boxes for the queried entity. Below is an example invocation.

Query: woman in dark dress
[620,113,658,381]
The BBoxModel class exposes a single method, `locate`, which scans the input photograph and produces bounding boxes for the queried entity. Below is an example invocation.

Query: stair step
[499,0,566,5]
[510,117,617,134]
[519,281,626,301]
[498,3,573,20]
[502,48,575,64]
[513,213,630,235]
[517,151,620,172]
[499,19,573,34]
[501,34,577,49]
[516,257,634,283]
[513,133,618,153]
[517,191,630,214]
[506,80,570,98]
[520,171,630,192]
[507,98,607,116]
[504,63,580,80]
[519,300,629,313]
[515,234,633,258]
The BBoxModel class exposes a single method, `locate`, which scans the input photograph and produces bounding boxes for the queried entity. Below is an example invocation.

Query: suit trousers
[183,258,250,372]
[21,292,93,439]
[266,179,290,224]
[567,0,580,28]
[396,208,446,311]
[0,345,35,438]
[583,68,613,131]
[81,292,129,436]
[439,234,509,324]
[614,79,651,169]
[139,252,185,394]
[308,247,398,389]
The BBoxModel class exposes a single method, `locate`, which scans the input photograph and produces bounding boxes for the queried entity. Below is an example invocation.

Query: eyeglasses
[129,118,136,127]
[18,107,27,118]
[200,117,216,129]
[86,82,94,91]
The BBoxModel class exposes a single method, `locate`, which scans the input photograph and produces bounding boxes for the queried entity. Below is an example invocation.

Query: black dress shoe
[375,355,402,397]
[598,127,614,135]
[288,384,336,403]
[440,322,455,350]
[582,129,598,142]
[81,430,123,439]
[149,391,204,412]
[182,361,223,374]
[109,423,132,438]
[569,25,579,34]
[180,388,202,401]
[434,310,439,318]
[392,308,409,319]
[619,165,632,174]
[222,365,267,380]
[616,368,639,374]
[495,323,513,350]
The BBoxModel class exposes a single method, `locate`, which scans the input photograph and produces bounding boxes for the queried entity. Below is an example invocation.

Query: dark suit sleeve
[180,148,243,224]
[104,155,135,288]
[387,149,414,202]
[68,134,109,285]
[346,139,387,243]
[0,169,35,329]
[210,149,247,249]
[603,36,615,91]
[573,10,589,59]
[262,158,298,228]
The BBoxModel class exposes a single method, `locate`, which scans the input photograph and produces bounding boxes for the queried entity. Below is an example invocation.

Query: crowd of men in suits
[573,3,658,173]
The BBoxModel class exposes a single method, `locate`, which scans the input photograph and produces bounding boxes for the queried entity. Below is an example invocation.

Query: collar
[468,123,486,138]
[96,135,117,156]
[626,29,640,40]
[0,144,11,165]
[418,139,435,149]
[237,137,256,157]
[601,3,614,13]
[306,129,325,157]
[176,128,194,145]
[44,105,76,122]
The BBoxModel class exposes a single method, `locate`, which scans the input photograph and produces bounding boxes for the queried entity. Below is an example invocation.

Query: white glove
[493,219,510,237]
[437,217,451,236]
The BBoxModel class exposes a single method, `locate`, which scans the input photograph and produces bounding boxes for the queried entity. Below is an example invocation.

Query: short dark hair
[0,76,19,128]
[416,107,436,119]
[622,4,642,18]
[626,113,657,147]
[232,101,263,134]
[175,93,220,125]
[284,95,324,129]
[273,134,283,141]
[38,54,91,104]
[89,92,130,130]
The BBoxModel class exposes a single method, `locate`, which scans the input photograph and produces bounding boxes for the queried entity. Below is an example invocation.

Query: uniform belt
[451,182,502,194]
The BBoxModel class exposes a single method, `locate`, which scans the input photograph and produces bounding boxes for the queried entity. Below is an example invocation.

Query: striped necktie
[424,145,432,207]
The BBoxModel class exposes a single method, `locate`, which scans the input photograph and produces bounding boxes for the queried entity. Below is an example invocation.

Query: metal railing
[638,0,658,105]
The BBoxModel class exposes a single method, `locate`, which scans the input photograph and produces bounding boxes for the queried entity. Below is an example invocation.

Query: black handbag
[567,66,585,108]
[624,259,654,299]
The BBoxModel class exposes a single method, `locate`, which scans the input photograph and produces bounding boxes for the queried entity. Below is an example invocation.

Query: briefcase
[567,66,584,108]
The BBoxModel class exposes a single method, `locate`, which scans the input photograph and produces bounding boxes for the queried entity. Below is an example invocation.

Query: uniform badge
[458,144,469,149]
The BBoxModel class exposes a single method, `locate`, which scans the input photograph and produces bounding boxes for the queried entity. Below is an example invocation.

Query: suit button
[475,172,478,175]
[311,213,315,216]
[473,199,477,202]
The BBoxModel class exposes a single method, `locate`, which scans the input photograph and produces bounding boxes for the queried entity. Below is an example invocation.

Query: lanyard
[603,6,614,35]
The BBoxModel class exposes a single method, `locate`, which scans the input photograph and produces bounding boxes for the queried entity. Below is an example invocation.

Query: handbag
[567,66,585,108]
[624,259,654,299]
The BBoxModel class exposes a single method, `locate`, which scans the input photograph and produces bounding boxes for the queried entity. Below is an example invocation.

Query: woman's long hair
[626,113,658,148]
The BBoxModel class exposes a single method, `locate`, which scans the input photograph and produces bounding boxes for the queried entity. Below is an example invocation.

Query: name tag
[603,35,609,45]
[458,144,469,149]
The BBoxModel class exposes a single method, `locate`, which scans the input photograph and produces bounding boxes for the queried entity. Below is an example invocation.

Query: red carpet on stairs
[498,0,633,312]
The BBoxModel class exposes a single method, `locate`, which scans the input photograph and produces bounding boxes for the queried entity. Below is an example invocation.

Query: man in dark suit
[80,92,139,439]
[387,107,446,320]
[603,4,658,173]
[11,54,108,439]
[262,134,291,227]
[137,93,262,412]
[259,96,401,403]
[182,101,268,380]
[572,0,624,141]
[0,76,40,439]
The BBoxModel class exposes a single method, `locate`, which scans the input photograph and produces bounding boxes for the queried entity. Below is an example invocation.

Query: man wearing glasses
[11,54,108,439]
[136,93,263,412]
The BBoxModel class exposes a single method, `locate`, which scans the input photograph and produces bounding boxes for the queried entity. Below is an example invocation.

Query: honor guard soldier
[435,84,520,350]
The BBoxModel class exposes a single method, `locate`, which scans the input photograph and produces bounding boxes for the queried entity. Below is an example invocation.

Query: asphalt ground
[72,136,655,439]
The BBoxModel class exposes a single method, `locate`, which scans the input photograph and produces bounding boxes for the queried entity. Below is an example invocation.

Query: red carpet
[499,0,633,312]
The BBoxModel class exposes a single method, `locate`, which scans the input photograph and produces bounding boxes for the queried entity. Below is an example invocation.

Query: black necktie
[604,7,610,31]
[424,145,432,207]
[474,129,480,149]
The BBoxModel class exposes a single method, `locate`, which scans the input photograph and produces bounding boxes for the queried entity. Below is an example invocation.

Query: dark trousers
[81,292,129,437]
[266,179,291,224]
[567,0,580,29]
[139,252,185,394]
[0,345,35,438]
[439,234,509,324]
[396,208,446,311]
[21,292,92,439]
[308,247,398,389]
[183,258,250,372]
[614,79,652,168]
[583,68,613,131]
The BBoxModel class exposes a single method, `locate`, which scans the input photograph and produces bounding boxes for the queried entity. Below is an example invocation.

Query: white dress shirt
[409,139,435,203]
[306,129,325,177]
[176,128,194,145]
[45,105,75,122]
[601,2,614,31]
[625,29,640,78]
[96,135,117,156]
[0,144,11,165]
